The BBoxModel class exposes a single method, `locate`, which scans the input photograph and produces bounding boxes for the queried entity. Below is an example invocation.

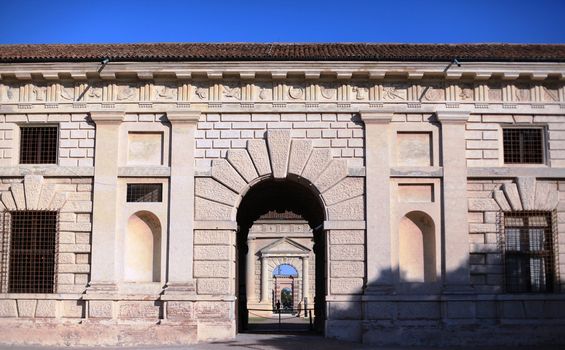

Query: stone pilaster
[302,256,310,302]
[87,111,124,293]
[436,111,472,292]
[164,111,200,294]
[360,111,394,294]
[246,238,256,302]
[261,256,268,302]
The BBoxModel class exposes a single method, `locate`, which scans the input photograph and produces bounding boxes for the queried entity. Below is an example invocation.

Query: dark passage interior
[236,178,326,333]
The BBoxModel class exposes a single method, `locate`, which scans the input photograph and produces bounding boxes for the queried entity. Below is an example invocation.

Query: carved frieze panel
[0,78,563,107]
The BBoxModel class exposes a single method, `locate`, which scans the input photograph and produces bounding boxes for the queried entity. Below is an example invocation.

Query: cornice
[436,110,470,124]
[359,110,394,124]
[167,110,201,124]
[0,61,564,82]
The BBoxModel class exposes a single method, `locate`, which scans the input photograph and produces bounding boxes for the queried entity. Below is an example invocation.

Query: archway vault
[194,129,364,222]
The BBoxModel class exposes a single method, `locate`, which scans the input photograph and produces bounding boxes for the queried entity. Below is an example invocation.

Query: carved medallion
[352,86,368,100]
[423,84,444,101]
[116,84,137,101]
[382,84,406,100]
[60,86,74,101]
[155,84,177,100]
[458,85,474,101]
[515,84,530,102]
[1,85,19,102]
[86,83,102,100]
[487,84,502,101]
[543,86,559,102]
[223,85,241,100]
[288,86,304,100]
[258,88,269,100]
[195,87,208,100]
[320,84,337,99]
[31,85,46,101]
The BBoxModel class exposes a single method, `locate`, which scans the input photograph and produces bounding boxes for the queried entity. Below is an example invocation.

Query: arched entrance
[236,178,326,333]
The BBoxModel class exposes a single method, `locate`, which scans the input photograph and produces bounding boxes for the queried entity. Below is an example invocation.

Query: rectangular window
[126,184,162,202]
[19,126,58,164]
[503,128,544,164]
[2,211,58,293]
[502,212,556,293]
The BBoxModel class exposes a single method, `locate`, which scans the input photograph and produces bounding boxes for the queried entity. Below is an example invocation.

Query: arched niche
[124,211,161,282]
[398,211,436,283]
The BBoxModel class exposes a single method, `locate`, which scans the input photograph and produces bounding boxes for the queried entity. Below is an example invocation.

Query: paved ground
[1,333,563,350]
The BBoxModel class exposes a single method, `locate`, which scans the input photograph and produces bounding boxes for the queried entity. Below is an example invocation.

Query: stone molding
[166,110,200,124]
[491,177,559,212]
[436,110,470,124]
[359,110,394,124]
[0,175,67,211]
[89,110,124,124]
[195,129,364,221]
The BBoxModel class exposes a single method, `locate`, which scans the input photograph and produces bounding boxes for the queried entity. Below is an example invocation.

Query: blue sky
[0,0,564,44]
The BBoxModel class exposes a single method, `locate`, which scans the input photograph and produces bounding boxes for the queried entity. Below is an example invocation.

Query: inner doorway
[236,179,326,334]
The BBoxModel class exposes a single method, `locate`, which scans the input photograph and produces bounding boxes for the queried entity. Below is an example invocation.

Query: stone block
[327,196,364,220]
[328,301,361,320]
[330,278,363,294]
[194,261,230,278]
[366,302,396,320]
[16,300,36,317]
[330,261,364,277]
[62,300,84,318]
[266,129,291,179]
[476,301,496,318]
[329,230,364,245]
[195,197,232,221]
[35,300,57,318]
[468,198,499,211]
[167,301,194,321]
[502,301,525,318]
[119,301,160,319]
[194,301,230,320]
[194,230,231,245]
[523,300,544,318]
[89,300,112,318]
[197,322,235,342]
[325,320,362,343]
[194,246,230,261]
[0,300,18,317]
[398,302,440,320]
[330,245,364,261]
[447,301,475,319]
[197,278,231,295]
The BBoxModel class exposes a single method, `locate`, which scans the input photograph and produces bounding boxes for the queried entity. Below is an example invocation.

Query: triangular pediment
[259,237,310,255]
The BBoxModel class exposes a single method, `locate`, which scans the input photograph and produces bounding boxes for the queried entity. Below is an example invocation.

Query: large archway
[236,178,326,333]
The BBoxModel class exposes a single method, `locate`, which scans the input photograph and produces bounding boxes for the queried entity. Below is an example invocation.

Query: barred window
[126,184,162,202]
[19,126,58,164]
[503,128,544,164]
[0,211,58,293]
[501,212,557,293]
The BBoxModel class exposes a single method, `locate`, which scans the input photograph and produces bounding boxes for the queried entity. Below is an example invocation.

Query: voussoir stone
[37,183,56,210]
[502,183,523,211]
[23,175,43,210]
[327,196,364,220]
[195,178,238,206]
[247,139,271,176]
[493,189,511,211]
[535,182,558,211]
[517,177,536,210]
[315,159,348,193]
[322,177,364,206]
[211,159,246,194]
[302,148,332,184]
[267,129,291,179]
[10,182,25,209]
[227,149,258,183]
[1,191,16,210]
[288,139,313,176]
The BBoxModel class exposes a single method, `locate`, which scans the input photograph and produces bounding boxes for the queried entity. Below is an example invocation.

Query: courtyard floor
[0,333,563,350]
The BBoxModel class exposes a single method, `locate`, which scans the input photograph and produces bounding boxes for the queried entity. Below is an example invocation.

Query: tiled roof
[0,43,564,62]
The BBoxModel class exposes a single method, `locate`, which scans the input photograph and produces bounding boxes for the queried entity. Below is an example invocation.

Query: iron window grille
[498,211,559,293]
[502,128,544,164]
[126,183,162,202]
[0,211,59,293]
[19,126,58,164]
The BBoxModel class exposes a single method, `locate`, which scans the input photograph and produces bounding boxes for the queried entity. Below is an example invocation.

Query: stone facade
[0,48,564,346]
